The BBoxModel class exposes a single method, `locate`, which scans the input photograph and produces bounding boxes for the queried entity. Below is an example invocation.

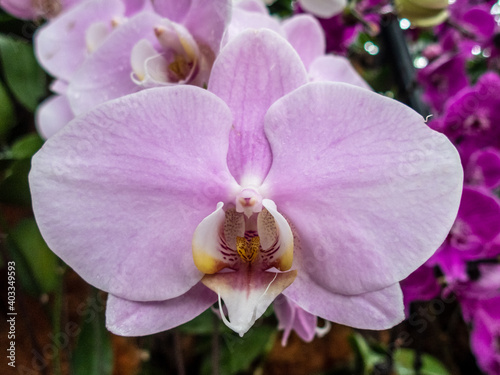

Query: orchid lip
[192,196,295,335]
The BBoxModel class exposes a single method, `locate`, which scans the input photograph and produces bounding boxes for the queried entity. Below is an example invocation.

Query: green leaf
[349,333,387,374]
[0,80,15,139]
[0,158,31,203]
[204,325,275,375]
[393,348,450,375]
[179,309,215,335]
[268,0,294,17]
[10,218,60,293]
[6,231,41,296]
[0,34,46,111]
[72,289,114,375]
[0,13,14,23]
[10,132,43,159]
[0,158,32,205]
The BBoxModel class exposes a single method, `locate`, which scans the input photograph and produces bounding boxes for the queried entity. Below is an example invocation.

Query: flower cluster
[2,0,463,348]
[393,0,500,373]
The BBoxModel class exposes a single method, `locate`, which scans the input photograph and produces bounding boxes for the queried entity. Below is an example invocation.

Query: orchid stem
[173,330,185,375]
[380,13,429,116]
[52,272,63,375]
[212,313,220,375]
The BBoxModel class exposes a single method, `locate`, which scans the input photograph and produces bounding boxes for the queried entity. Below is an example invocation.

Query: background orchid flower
[33,0,231,139]
[66,0,231,116]
[33,0,146,139]
[30,29,462,338]
[0,0,83,20]
[227,2,370,89]
[35,0,136,83]
[427,187,500,284]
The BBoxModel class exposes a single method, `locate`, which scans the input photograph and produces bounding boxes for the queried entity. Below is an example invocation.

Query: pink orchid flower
[0,0,83,20]
[34,0,231,139]
[228,2,370,88]
[30,30,462,336]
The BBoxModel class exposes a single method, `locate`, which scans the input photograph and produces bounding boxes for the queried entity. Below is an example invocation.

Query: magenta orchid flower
[427,187,500,284]
[469,296,500,374]
[30,30,462,337]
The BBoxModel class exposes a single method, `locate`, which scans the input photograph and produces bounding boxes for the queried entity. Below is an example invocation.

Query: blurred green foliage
[350,333,451,375]
[72,289,114,375]
[0,34,46,111]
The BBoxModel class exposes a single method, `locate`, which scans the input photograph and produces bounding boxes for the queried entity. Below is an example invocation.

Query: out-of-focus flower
[29,30,462,337]
[34,0,231,139]
[66,0,230,115]
[465,148,500,189]
[432,72,500,162]
[428,187,500,284]
[400,264,441,314]
[417,52,468,113]
[469,296,500,374]
[228,3,371,87]
[0,0,83,20]
[33,0,150,139]
[274,295,330,345]
[296,0,385,54]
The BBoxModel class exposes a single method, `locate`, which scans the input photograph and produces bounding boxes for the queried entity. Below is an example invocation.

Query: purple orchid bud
[400,264,442,315]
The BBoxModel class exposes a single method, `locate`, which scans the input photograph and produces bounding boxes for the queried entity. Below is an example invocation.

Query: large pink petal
[106,283,217,336]
[151,0,192,22]
[208,29,308,186]
[284,277,405,329]
[262,82,463,295]
[67,11,162,116]
[235,0,268,13]
[34,0,125,81]
[35,94,74,139]
[222,7,283,47]
[152,0,230,53]
[182,0,231,54]
[281,14,325,70]
[30,86,238,301]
